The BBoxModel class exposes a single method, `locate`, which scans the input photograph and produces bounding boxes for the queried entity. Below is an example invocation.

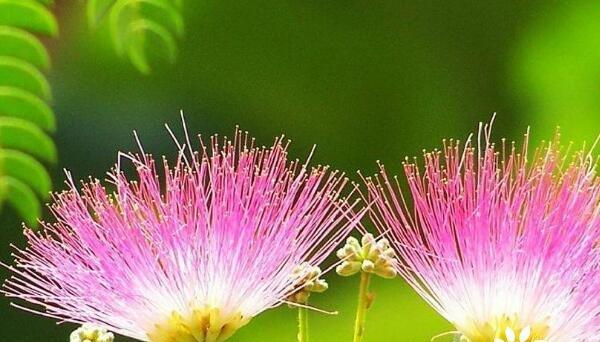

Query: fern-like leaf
[87,0,184,73]
[0,0,57,226]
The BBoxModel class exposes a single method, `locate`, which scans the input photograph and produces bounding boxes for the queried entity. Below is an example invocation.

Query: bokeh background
[1,1,599,341]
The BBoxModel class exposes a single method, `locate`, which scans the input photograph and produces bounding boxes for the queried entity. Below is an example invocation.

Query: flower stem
[352,272,372,342]
[298,306,309,342]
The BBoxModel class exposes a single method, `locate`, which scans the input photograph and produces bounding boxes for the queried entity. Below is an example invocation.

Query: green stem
[352,272,372,342]
[298,305,309,342]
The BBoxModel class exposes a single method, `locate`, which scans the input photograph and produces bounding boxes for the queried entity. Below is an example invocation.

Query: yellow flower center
[148,307,250,342]
[456,315,549,342]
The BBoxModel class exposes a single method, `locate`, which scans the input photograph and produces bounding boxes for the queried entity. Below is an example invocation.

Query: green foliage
[87,0,184,73]
[0,0,57,36]
[0,0,57,226]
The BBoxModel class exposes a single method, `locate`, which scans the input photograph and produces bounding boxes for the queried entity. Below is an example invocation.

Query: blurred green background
[1,0,599,341]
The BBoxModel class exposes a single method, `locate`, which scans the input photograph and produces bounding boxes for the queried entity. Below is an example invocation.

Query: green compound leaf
[0,56,51,100]
[127,19,177,74]
[0,149,51,198]
[87,0,116,28]
[0,0,58,36]
[0,0,56,226]
[88,0,184,73]
[0,86,55,131]
[0,176,41,226]
[0,118,57,164]
[0,27,50,70]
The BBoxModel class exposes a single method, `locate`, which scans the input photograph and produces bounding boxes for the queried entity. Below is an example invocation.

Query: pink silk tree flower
[3,128,364,342]
[364,122,600,342]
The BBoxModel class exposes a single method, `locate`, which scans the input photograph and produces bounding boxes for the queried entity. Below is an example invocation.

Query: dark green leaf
[88,0,183,73]
[109,0,183,54]
[127,19,177,74]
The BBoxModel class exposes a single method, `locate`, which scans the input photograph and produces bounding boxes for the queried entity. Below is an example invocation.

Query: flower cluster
[2,129,363,342]
[365,125,600,341]
[2,121,599,342]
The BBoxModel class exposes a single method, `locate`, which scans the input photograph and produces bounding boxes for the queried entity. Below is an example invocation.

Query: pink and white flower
[3,128,363,342]
[364,122,600,342]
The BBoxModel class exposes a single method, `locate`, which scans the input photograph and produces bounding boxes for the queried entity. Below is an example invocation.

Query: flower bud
[288,262,329,304]
[70,324,114,342]
[335,233,397,279]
